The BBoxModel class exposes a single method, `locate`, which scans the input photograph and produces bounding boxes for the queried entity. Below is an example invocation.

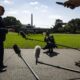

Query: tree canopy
[3,16,22,27]
[53,18,80,33]
[3,16,22,32]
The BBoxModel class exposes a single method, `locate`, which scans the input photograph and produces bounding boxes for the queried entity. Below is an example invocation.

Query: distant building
[20,13,51,33]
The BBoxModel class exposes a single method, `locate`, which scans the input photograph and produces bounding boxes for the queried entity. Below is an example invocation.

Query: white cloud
[41,5,48,9]
[22,10,31,14]
[34,4,48,13]
[30,1,39,5]
[40,5,48,13]
[4,0,10,3]
[34,6,39,10]
[3,0,13,4]
[49,15,63,19]
[7,10,18,15]
[41,9,48,13]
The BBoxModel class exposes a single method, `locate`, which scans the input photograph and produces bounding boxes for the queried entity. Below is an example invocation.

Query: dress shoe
[0,68,7,73]
[0,65,7,69]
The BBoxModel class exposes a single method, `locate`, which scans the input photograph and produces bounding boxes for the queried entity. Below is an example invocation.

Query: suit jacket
[0,17,8,41]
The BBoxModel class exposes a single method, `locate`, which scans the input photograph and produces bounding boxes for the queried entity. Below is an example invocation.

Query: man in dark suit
[0,5,8,72]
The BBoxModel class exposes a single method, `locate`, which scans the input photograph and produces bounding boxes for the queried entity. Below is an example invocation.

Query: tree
[3,16,22,32]
[64,24,71,33]
[55,19,63,25]
[63,18,80,33]
[68,18,80,33]
[53,19,63,32]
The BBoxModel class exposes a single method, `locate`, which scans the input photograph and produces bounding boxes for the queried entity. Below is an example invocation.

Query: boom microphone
[13,44,40,80]
[19,31,26,39]
[19,31,44,42]
[34,45,41,65]
[56,2,64,6]
[13,44,21,57]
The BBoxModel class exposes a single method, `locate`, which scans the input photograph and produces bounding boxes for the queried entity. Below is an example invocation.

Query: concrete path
[0,49,80,80]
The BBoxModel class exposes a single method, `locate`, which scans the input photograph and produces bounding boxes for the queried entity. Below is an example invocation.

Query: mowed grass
[4,32,80,48]
[53,34,80,48]
[4,32,45,48]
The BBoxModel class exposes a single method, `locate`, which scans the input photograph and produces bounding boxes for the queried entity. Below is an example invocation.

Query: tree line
[3,16,80,34]
[53,19,80,33]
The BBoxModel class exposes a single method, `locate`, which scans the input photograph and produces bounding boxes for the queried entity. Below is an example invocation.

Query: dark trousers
[0,41,4,66]
[43,43,53,52]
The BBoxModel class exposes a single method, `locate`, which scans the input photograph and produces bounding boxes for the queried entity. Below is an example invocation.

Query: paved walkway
[0,49,80,80]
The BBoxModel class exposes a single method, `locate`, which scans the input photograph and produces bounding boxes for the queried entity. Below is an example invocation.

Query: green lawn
[4,32,80,49]
[53,34,80,48]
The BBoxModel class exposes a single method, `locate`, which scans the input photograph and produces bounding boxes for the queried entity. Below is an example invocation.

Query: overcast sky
[0,0,80,28]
